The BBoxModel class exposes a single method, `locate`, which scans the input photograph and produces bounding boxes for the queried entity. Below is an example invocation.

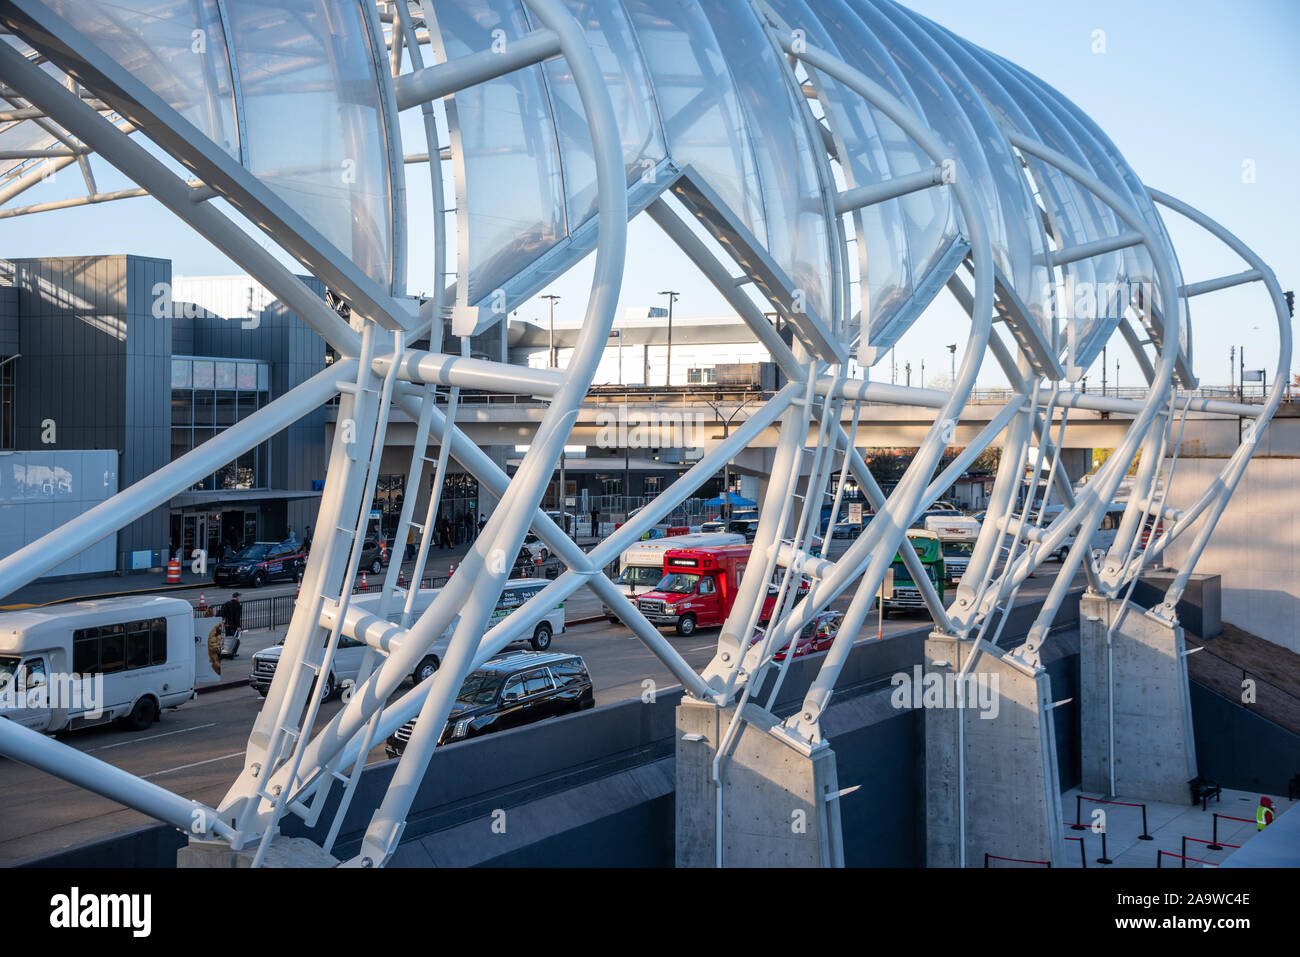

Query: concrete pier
[676,698,844,867]
[1079,593,1197,804]
[923,633,1067,867]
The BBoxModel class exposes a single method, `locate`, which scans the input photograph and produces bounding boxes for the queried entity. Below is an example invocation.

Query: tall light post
[1229,345,1235,396]
[658,290,679,387]
[920,359,925,389]
[540,293,561,368]
[905,361,912,387]
[1102,344,1108,396]
[947,343,956,383]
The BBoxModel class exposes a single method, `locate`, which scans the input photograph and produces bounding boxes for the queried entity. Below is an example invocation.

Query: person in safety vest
[1257,796,1275,831]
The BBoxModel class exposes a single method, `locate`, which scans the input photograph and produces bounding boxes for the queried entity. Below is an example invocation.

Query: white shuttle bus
[0,596,197,734]
[603,531,744,622]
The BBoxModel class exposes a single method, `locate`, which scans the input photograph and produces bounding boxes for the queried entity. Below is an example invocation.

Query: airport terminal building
[0,254,327,576]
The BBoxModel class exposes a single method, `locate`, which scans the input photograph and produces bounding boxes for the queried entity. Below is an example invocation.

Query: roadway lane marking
[687,645,714,652]
[143,750,245,779]
[84,723,217,754]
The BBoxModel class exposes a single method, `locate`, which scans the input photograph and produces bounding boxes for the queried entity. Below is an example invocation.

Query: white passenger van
[0,596,196,734]
[264,579,567,695]
[603,531,744,622]
[1036,502,1127,562]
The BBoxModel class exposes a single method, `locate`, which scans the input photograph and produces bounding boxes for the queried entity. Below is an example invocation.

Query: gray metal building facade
[0,254,327,576]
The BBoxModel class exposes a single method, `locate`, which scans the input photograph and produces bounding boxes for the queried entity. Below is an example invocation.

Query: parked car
[250,632,369,701]
[358,536,390,575]
[726,517,761,542]
[748,610,843,661]
[385,651,594,756]
[698,520,728,534]
[213,539,307,587]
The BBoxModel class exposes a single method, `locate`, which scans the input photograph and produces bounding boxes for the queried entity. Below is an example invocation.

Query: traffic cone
[166,557,180,584]
[398,568,406,587]
[198,592,207,613]
[448,562,456,579]
[360,571,368,591]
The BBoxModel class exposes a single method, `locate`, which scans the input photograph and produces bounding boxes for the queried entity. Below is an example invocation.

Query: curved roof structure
[0,0,1191,374]
[0,0,1288,869]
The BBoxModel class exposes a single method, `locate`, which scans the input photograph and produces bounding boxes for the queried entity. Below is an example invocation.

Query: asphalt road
[0,559,1084,864]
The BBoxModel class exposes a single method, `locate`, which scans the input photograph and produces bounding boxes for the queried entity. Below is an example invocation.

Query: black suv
[213,539,306,587]
[386,651,594,756]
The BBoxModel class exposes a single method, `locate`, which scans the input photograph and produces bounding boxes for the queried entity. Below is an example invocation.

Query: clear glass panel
[1012,67,1190,366]
[170,358,191,390]
[532,0,667,230]
[192,360,214,390]
[974,51,1127,359]
[256,364,269,394]
[36,0,240,157]
[762,0,911,333]
[882,1,1053,342]
[223,0,393,288]
[623,0,767,244]
[805,0,958,333]
[696,0,833,322]
[236,362,256,390]
[847,0,1011,285]
[428,0,566,306]
[214,360,236,390]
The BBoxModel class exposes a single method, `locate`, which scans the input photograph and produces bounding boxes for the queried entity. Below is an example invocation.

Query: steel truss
[0,0,1287,867]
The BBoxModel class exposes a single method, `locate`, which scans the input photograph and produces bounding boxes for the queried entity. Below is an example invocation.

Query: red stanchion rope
[986,854,1051,866]
[1185,836,1240,849]
[1159,850,1219,867]
[1214,813,1256,825]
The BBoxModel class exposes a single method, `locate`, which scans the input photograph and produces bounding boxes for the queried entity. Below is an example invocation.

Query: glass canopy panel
[35,0,239,158]
[971,48,1125,358]
[879,0,1052,343]
[1015,69,1190,367]
[697,0,832,322]
[806,0,958,336]
[762,0,912,335]
[529,0,666,232]
[848,0,1011,286]
[1012,67,1160,362]
[223,0,393,290]
[426,0,566,306]
[622,0,766,246]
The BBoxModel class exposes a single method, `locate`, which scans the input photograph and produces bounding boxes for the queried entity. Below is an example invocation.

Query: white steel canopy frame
[0,0,1287,867]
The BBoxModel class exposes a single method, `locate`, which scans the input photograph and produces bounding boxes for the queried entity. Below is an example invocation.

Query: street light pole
[1102,344,1107,396]
[948,343,956,384]
[1229,345,1235,396]
[658,290,679,387]
[540,293,561,368]
[905,361,912,387]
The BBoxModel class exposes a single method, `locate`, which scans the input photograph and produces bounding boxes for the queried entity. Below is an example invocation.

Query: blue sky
[6,0,1296,389]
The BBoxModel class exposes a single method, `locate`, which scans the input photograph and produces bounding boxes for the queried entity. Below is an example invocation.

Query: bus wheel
[121,696,157,731]
[676,614,697,637]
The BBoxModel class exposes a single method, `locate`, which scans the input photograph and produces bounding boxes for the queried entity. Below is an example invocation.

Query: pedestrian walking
[590,506,600,537]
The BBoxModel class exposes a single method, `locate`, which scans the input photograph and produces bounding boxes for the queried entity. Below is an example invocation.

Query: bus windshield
[943,541,974,558]
[617,565,664,588]
[657,572,700,594]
